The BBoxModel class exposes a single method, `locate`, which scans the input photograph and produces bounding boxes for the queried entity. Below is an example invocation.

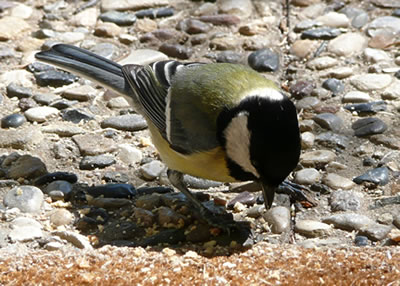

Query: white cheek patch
[247,87,284,101]
[224,111,260,178]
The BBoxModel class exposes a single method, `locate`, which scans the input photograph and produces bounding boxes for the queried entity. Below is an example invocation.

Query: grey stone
[9,225,42,242]
[315,132,349,149]
[294,168,320,185]
[352,117,387,137]
[350,74,392,91]
[359,223,391,241]
[329,190,363,211]
[3,185,44,213]
[301,150,337,168]
[100,11,137,26]
[101,114,147,132]
[43,180,73,196]
[323,174,355,190]
[295,220,332,237]
[313,113,343,132]
[1,114,26,128]
[367,16,400,37]
[79,155,116,170]
[73,133,117,156]
[140,160,165,180]
[301,27,341,40]
[323,213,374,231]
[263,206,290,234]
[248,48,280,72]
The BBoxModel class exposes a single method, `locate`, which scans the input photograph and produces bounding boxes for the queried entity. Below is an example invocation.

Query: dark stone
[354,235,369,246]
[101,114,147,131]
[159,43,192,60]
[137,186,174,196]
[216,51,243,64]
[290,81,314,99]
[34,171,78,185]
[87,184,137,199]
[315,132,349,149]
[102,222,144,241]
[76,208,109,231]
[248,48,280,72]
[103,171,130,183]
[140,229,186,246]
[362,157,376,167]
[322,78,344,95]
[79,155,116,170]
[369,195,400,210]
[62,109,94,123]
[394,70,400,80]
[99,11,137,26]
[1,114,26,128]
[27,62,56,73]
[18,97,37,111]
[135,7,174,19]
[50,99,78,109]
[227,191,257,209]
[344,101,386,115]
[353,167,390,186]
[34,70,78,87]
[394,9,400,17]
[313,113,343,132]
[301,28,341,40]
[352,117,387,137]
[6,83,32,99]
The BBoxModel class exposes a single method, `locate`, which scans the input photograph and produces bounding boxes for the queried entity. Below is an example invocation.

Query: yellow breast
[147,122,237,182]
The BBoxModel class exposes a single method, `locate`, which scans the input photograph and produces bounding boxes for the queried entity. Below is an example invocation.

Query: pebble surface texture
[1,0,400,284]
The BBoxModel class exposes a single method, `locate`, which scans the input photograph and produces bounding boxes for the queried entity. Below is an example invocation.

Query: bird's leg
[167,169,237,232]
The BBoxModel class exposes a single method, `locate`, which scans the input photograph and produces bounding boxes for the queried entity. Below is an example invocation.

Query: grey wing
[122,61,206,154]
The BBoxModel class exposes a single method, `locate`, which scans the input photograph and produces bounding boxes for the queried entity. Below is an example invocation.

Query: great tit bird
[35,44,301,229]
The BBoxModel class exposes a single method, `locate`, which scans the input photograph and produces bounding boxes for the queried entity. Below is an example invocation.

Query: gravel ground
[1,0,400,284]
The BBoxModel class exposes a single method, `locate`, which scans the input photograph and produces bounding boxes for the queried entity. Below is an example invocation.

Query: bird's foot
[277,180,318,208]
[192,205,239,235]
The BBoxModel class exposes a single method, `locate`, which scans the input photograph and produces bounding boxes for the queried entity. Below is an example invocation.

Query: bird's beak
[260,182,276,209]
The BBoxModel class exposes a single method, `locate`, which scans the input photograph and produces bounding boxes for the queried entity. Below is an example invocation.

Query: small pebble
[354,235,369,246]
[3,185,44,213]
[1,114,26,128]
[140,160,165,180]
[79,155,116,170]
[353,167,390,186]
[248,48,279,72]
[101,114,147,131]
[322,78,344,95]
[263,206,290,234]
[352,117,387,137]
[313,113,343,132]
[329,190,363,211]
[34,70,78,87]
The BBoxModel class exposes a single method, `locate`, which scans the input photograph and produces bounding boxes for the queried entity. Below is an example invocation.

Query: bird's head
[217,89,301,208]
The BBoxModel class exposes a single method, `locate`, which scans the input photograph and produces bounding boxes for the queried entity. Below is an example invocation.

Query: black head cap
[217,94,301,188]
